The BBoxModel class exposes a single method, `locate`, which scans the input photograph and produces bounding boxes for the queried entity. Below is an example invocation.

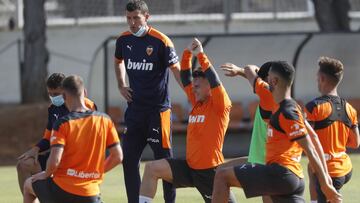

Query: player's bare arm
[105,144,123,172]
[347,125,360,148]
[31,146,64,182]
[221,63,246,78]
[114,58,133,102]
[305,120,330,176]
[297,136,342,203]
[244,65,260,86]
[170,62,183,89]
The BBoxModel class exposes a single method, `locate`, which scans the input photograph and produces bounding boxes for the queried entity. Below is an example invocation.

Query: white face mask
[132,25,147,37]
[49,95,64,107]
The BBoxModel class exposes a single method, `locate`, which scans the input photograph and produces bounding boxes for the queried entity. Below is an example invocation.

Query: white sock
[311,201,318,203]
[139,195,153,203]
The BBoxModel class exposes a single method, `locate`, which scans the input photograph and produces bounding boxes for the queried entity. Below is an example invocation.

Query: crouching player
[23,75,123,203]
[212,62,341,203]
[138,38,236,203]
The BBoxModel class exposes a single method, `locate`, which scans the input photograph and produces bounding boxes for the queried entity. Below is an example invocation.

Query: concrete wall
[1,20,360,109]
[89,33,360,114]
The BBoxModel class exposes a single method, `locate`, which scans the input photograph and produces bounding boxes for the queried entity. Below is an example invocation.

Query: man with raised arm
[138,38,236,203]
[212,62,341,203]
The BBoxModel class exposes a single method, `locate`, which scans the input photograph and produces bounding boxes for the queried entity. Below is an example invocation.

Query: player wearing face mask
[114,1,183,202]
[16,73,97,196]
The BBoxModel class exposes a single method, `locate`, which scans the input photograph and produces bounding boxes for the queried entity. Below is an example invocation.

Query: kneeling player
[211,62,341,203]
[138,38,236,203]
[16,73,96,194]
[23,75,122,203]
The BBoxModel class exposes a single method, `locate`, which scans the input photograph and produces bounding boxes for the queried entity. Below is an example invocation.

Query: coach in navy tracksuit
[114,1,182,202]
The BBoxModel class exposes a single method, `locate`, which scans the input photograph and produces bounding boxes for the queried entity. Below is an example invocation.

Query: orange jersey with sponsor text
[305,95,358,177]
[50,111,120,196]
[42,98,97,141]
[181,50,232,169]
[266,99,307,178]
[253,77,278,122]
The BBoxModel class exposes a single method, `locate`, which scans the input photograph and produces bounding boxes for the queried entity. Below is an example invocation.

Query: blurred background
[1,0,360,162]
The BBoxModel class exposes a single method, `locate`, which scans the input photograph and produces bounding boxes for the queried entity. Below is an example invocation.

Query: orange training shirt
[266,99,307,178]
[50,111,120,196]
[181,50,231,169]
[305,95,358,177]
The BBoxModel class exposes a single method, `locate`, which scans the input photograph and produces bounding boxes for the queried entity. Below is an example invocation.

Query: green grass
[1,155,360,202]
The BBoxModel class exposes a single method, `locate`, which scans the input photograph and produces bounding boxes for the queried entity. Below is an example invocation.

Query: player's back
[51,111,117,196]
[266,99,307,178]
[305,95,358,177]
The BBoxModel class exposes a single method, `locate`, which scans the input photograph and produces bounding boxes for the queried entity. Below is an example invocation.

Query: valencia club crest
[146,45,153,56]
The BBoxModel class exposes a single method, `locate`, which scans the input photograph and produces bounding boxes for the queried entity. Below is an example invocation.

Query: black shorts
[32,178,101,203]
[37,152,49,171]
[166,159,235,203]
[234,163,305,203]
[314,170,352,203]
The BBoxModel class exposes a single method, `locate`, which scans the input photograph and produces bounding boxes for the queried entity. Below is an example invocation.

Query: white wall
[2,20,360,110]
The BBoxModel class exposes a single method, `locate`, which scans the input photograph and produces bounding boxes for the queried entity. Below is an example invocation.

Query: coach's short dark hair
[126,0,149,13]
[46,73,65,89]
[258,61,272,80]
[318,56,344,84]
[270,61,295,86]
[62,75,84,96]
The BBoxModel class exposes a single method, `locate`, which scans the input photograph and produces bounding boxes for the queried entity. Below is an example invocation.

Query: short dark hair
[46,73,65,89]
[192,68,206,79]
[270,61,295,86]
[126,0,149,13]
[62,75,84,96]
[318,56,344,84]
[257,61,272,80]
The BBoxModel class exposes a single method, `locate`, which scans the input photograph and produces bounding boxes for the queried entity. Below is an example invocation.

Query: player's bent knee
[145,160,164,175]
[17,158,39,174]
[23,178,33,194]
[145,159,172,181]
[215,168,230,180]
[215,167,241,187]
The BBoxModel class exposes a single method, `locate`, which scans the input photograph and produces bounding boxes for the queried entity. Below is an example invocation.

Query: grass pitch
[1,155,360,202]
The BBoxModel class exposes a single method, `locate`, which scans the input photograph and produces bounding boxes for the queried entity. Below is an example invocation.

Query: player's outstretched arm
[105,144,123,172]
[244,64,260,87]
[191,38,221,89]
[180,48,193,88]
[297,136,342,203]
[221,63,246,78]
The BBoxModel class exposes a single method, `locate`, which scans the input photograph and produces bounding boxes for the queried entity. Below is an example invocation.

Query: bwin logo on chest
[188,115,205,123]
[127,59,153,71]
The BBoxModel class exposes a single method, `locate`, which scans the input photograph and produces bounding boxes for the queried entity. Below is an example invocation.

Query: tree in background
[312,0,351,32]
[22,0,49,103]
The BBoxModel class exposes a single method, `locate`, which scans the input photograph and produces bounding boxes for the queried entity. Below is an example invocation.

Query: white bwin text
[127,59,154,71]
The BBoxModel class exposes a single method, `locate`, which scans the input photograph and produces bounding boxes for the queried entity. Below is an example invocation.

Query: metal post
[174,0,181,14]
[107,0,114,16]
[103,39,109,113]
[17,38,24,100]
[291,33,313,98]
[273,0,278,20]
[16,0,24,28]
[223,0,231,34]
